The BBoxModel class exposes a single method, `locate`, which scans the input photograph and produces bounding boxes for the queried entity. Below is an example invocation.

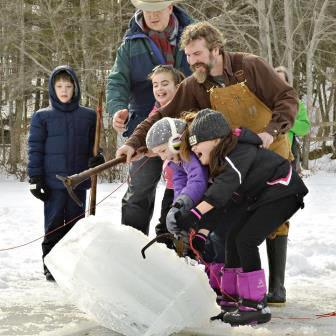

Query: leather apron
[209,81,292,237]
[209,82,293,161]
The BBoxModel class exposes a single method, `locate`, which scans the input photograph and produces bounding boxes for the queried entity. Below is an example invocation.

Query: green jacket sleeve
[106,41,131,117]
[288,100,311,145]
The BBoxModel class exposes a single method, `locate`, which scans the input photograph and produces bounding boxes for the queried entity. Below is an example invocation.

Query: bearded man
[116,21,299,318]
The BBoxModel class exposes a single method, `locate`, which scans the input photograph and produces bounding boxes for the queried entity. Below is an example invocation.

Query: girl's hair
[208,134,238,176]
[148,64,185,85]
[179,111,238,175]
[179,111,197,161]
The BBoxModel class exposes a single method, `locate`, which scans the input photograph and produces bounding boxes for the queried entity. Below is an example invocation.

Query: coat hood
[237,128,263,146]
[48,65,80,112]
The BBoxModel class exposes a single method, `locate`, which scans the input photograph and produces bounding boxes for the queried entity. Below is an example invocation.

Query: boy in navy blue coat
[28,65,104,281]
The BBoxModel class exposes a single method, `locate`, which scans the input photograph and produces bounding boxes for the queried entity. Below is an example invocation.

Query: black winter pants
[155,188,174,235]
[121,156,163,235]
[216,195,303,272]
[201,207,231,263]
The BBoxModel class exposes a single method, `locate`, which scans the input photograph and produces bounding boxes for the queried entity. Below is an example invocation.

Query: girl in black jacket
[175,109,308,326]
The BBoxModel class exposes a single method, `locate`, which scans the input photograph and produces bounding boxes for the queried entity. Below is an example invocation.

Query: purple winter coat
[168,153,208,205]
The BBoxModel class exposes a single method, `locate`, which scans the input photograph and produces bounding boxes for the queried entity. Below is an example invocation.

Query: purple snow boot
[222,269,271,326]
[210,267,241,321]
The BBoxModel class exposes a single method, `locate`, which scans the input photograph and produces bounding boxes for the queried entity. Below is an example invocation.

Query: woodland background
[1,0,335,181]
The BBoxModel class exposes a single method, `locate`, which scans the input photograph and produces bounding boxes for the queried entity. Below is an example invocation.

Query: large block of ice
[45,217,219,336]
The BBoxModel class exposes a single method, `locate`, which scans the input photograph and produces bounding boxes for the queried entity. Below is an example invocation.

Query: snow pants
[155,188,174,235]
[121,156,163,235]
[214,194,304,272]
[42,188,86,260]
[201,207,230,263]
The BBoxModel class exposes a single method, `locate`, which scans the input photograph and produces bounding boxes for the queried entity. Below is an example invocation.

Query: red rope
[0,182,125,252]
[273,312,336,320]
[316,311,336,318]
[0,157,150,252]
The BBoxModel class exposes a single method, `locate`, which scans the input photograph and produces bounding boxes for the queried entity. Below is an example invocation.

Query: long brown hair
[208,134,238,177]
[179,111,198,161]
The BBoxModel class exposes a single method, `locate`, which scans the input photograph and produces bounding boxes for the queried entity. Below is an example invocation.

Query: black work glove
[88,152,105,168]
[29,176,49,202]
[175,208,203,232]
[190,232,207,255]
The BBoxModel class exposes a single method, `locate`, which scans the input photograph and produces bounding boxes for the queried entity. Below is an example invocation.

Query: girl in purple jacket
[145,117,208,250]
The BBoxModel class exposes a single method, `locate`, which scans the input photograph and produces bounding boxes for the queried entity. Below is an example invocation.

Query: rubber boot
[43,262,55,282]
[210,267,241,321]
[266,235,287,305]
[222,269,271,326]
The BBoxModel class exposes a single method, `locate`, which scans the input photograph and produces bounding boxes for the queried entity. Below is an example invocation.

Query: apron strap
[230,52,249,83]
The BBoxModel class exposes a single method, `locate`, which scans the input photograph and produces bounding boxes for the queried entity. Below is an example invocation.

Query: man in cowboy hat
[131,0,182,11]
[106,0,192,235]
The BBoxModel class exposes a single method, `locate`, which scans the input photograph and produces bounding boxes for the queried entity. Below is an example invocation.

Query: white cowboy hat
[131,0,183,11]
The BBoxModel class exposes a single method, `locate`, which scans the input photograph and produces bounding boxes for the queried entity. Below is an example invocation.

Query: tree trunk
[283,0,294,84]
[257,0,273,65]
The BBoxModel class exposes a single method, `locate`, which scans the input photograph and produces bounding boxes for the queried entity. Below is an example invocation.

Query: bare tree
[1,0,336,178]
[299,0,335,168]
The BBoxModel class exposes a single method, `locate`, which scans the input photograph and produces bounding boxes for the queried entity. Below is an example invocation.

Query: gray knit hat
[146,117,187,150]
[189,109,231,146]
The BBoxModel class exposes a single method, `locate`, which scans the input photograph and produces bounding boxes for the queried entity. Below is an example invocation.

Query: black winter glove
[190,232,207,255]
[88,152,105,168]
[175,208,203,231]
[166,195,193,236]
[29,176,49,202]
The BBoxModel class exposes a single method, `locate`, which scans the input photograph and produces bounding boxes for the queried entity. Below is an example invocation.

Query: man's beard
[191,62,211,84]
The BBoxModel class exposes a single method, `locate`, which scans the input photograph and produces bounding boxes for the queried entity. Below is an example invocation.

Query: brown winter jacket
[125,52,298,150]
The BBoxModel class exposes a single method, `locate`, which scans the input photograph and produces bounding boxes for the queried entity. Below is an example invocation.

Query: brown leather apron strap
[231,52,248,83]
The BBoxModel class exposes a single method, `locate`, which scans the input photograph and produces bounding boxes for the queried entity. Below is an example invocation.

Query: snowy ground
[0,156,336,336]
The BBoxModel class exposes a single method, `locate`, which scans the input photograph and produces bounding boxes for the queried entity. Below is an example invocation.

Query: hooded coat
[203,128,308,211]
[28,65,96,190]
[106,6,192,137]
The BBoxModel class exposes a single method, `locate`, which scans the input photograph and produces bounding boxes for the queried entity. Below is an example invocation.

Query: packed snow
[0,155,336,336]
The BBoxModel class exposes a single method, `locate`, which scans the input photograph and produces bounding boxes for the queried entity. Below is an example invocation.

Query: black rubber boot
[43,263,55,282]
[266,235,287,305]
[45,271,55,282]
